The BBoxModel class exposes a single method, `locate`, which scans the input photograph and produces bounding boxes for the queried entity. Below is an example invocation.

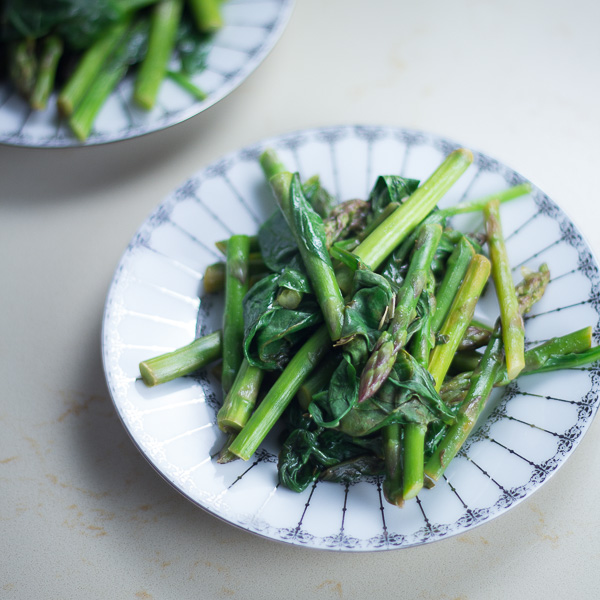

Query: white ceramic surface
[102,125,600,551]
[0,0,294,147]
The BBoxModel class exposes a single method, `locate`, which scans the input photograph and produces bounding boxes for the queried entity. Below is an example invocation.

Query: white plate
[102,125,600,550]
[0,0,294,147]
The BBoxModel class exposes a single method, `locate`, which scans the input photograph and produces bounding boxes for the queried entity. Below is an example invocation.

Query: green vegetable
[484,197,525,380]
[28,35,63,109]
[58,18,131,116]
[7,38,37,98]
[428,254,491,390]
[323,199,370,248]
[69,17,150,140]
[430,235,475,333]
[134,0,183,110]
[138,329,222,386]
[425,324,504,486]
[402,272,437,500]
[358,223,443,402]
[269,172,345,341]
[242,273,322,370]
[222,234,251,393]
[229,326,331,461]
[217,358,264,432]
[351,148,473,272]
[166,69,206,100]
[133,148,600,511]
[188,0,224,33]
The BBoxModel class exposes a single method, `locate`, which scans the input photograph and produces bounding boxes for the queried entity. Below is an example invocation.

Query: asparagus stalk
[269,172,345,341]
[138,330,222,386]
[166,69,207,101]
[215,236,260,255]
[203,253,266,293]
[8,38,37,99]
[496,326,594,384]
[217,358,264,432]
[428,254,491,390]
[221,234,251,393]
[29,36,63,110]
[259,148,287,180]
[351,149,473,271]
[69,19,149,141]
[188,0,224,33]
[296,352,339,410]
[374,182,527,290]
[425,325,504,486]
[216,432,239,464]
[382,424,404,507]
[358,223,443,402]
[442,326,594,403]
[485,197,525,380]
[437,182,532,217]
[357,202,400,241]
[402,273,437,500]
[58,19,130,116]
[430,235,475,333]
[134,0,183,110]
[228,326,331,460]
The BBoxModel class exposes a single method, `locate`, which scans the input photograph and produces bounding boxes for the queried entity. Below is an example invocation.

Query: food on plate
[138,147,600,507]
[1,0,223,140]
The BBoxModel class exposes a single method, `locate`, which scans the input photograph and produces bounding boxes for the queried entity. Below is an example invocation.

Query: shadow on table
[0,107,222,209]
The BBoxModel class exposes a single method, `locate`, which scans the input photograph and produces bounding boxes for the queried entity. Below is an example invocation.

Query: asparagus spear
[375,182,528,291]
[269,172,345,341]
[166,69,207,101]
[221,234,251,393]
[69,18,150,141]
[134,0,183,110]
[441,326,594,403]
[428,254,491,390]
[228,326,331,461]
[430,235,475,333]
[516,264,550,315]
[259,148,287,180]
[357,202,400,241]
[323,199,370,248]
[29,36,63,110]
[485,197,525,380]
[296,352,340,411]
[358,223,443,402]
[351,149,473,272]
[139,330,222,386]
[188,0,224,33]
[215,236,260,255]
[402,273,437,500]
[496,326,594,384]
[216,432,239,464]
[217,358,264,432]
[437,182,532,217]
[58,19,130,116]
[382,424,404,507]
[203,253,266,293]
[8,38,37,99]
[425,324,504,486]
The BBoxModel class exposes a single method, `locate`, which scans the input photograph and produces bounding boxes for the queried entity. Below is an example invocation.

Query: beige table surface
[2,1,600,598]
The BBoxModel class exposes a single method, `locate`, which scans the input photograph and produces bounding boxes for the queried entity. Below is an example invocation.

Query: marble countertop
[2,1,600,598]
